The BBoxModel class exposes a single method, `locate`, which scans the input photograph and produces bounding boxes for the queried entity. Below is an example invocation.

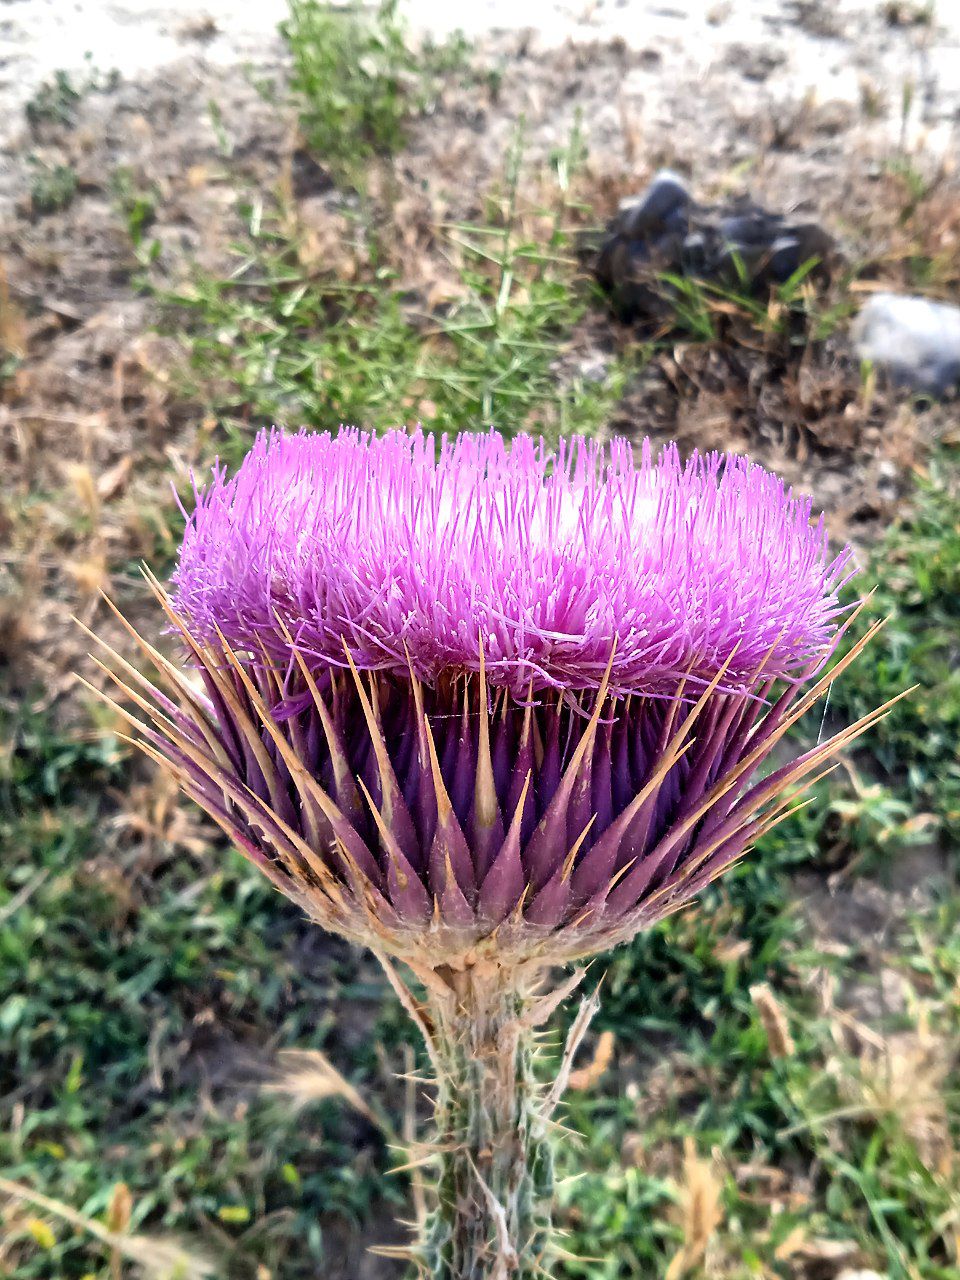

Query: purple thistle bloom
[91,427,885,966]
[86,425,892,1279]
[173,427,853,699]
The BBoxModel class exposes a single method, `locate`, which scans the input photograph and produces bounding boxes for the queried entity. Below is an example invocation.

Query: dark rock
[679,231,707,274]
[593,170,836,324]
[617,169,690,238]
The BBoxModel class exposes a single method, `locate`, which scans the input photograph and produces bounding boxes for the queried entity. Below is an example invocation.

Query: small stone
[836,1271,886,1280]
[618,169,691,239]
[852,293,960,398]
[719,210,783,246]
[574,353,611,383]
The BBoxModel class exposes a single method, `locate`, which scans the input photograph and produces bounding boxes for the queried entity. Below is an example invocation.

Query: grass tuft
[281,0,468,181]
[163,126,631,455]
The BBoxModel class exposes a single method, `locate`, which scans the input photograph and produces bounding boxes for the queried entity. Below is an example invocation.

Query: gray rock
[852,292,960,398]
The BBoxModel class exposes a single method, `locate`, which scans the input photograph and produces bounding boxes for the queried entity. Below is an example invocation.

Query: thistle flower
[88,427,889,1280]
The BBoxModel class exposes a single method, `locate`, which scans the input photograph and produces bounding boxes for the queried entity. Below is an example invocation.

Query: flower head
[174,428,852,698]
[94,428,882,967]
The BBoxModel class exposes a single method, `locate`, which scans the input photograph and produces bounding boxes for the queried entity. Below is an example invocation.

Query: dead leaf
[97,455,132,501]
[664,1136,723,1280]
[844,1026,954,1170]
[713,936,751,965]
[67,554,109,597]
[0,259,27,357]
[569,1030,615,1091]
[106,1183,132,1235]
[64,462,100,520]
[750,982,796,1058]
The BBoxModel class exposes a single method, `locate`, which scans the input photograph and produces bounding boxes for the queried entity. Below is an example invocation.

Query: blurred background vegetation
[2,2,960,1278]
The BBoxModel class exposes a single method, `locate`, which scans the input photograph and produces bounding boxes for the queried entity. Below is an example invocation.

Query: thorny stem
[382,957,599,1280]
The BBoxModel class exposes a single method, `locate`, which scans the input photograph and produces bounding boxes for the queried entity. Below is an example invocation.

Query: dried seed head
[750,982,796,1059]
[665,1136,723,1280]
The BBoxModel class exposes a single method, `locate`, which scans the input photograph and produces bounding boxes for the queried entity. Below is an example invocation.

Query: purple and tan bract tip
[90,427,885,968]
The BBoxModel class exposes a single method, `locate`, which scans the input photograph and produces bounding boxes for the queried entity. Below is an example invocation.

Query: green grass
[658,253,857,348]
[29,161,78,215]
[163,127,631,455]
[282,0,410,171]
[0,704,412,1278]
[153,2,630,448]
[111,168,160,262]
[24,71,84,128]
[829,455,960,844]
[281,0,469,180]
[557,838,960,1280]
[24,63,119,130]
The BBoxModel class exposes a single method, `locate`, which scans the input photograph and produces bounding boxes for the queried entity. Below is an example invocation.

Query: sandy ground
[3,0,960,154]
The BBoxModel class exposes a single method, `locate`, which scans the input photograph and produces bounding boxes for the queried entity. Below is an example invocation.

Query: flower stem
[380,958,599,1280]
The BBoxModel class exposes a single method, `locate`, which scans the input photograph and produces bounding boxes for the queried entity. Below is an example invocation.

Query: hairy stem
[383,958,597,1280]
